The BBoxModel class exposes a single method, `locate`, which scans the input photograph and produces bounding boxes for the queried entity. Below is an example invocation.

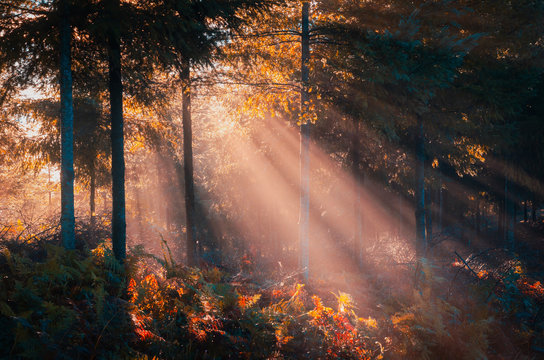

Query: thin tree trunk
[398,192,403,238]
[498,194,504,240]
[524,200,528,222]
[350,121,363,268]
[181,61,197,267]
[438,175,443,233]
[90,163,96,229]
[48,164,52,206]
[476,199,480,235]
[414,116,426,257]
[299,1,310,281]
[483,203,487,234]
[59,0,75,249]
[358,172,365,268]
[107,0,126,261]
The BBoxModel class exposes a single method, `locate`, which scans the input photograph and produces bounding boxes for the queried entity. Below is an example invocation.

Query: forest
[1,0,543,359]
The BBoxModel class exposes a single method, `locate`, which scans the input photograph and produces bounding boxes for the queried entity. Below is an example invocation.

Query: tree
[104,0,126,261]
[299,1,310,280]
[414,115,425,256]
[312,1,480,257]
[15,97,110,223]
[58,0,75,249]
[0,0,78,249]
[140,0,278,265]
[181,60,197,266]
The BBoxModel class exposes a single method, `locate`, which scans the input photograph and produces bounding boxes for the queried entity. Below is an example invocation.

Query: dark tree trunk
[483,203,487,233]
[299,1,310,281]
[414,116,426,257]
[349,121,363,268]
[524,200,528,222]
[438,175,443,233]
[107,0,126,261]
[181,62,197,267]
[476,199,481,235]
[48,165,52,206]
[358,171,366,266]
[498,195,505,241]
[59,0,75,249]
[398,192,403,238]
[90,163,96,229]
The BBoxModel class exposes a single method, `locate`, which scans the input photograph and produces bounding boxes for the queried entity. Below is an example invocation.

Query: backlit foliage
[2,218,544,358]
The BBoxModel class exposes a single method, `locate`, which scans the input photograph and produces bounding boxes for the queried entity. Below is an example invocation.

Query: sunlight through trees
[1,0,544,358]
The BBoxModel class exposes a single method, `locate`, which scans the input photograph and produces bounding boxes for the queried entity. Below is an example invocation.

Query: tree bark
[483,203,487,233]
[414,116,426,257]
[438,175,443,233]
[107,0,126,261]
[498,192,505,241]
[398,192,403,238]
[476,199,480,235]
[181,61,197,267]
[349,121,363,268]
[59,0,75,249]
[90,162,96,229]
[299,1,310,281]
[48,165,52,206]
[357,171,365,268]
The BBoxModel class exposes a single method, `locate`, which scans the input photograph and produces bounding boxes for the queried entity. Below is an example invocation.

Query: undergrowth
[0,236,542,359]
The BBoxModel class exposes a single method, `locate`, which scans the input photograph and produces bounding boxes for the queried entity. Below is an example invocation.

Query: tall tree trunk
[90,163,96,229]
[358,171,365,268]
[482,203,487,234]
[181,61,197,267]
[476,199,481,235]
[524,200,528,222]
[299,1,310,281]
[498,193,505,240]
[107,0,126,261]
[349,121,363,268]
[48,164,52,206]
[398,192,403,238]
[59,0,75,249]
[414,116,426,257]
[438,174,443,233]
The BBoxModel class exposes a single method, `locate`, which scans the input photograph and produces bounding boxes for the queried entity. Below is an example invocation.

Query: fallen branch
[454,251,480,278]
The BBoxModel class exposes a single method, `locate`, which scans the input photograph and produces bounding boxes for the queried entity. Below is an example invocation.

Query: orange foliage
[308,295,374,359]
[518,279,544,298]
[188,313,224,341]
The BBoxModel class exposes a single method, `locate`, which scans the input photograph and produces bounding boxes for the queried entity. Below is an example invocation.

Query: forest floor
[1,221,544,359]
[297,221,544,359]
